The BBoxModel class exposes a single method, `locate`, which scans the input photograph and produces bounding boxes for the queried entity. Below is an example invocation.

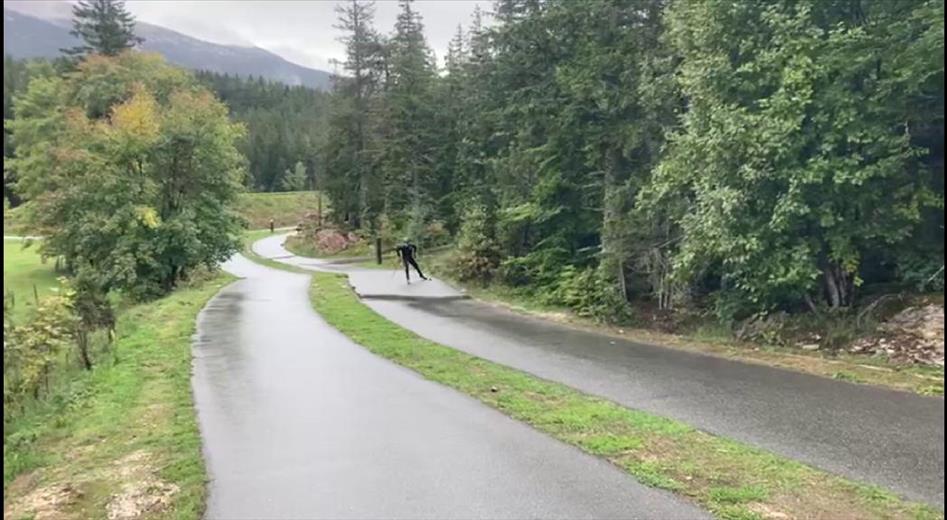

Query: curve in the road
[254,233,946,507]
[191,252,708,519]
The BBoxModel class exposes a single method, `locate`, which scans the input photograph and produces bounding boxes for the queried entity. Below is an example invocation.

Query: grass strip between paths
[241,229,311,274]
[309,271,942,520]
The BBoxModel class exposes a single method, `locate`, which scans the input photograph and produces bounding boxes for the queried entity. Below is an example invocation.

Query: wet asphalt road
[192,253,708,519]
[254,234,946,507]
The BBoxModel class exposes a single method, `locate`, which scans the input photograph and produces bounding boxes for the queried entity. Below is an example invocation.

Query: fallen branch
[856,294,897,328]
[923,265,944,290]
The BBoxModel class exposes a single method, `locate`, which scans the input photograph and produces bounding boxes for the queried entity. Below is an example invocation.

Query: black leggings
[403,257,426,281]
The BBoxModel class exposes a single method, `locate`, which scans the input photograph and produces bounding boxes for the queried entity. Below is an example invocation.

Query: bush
[898,255,945,293]
[3,276,115,421]
[9,53,245,299]
[497,257,533,286]
[424,220,452,247]
[3,285,78,418]
[450,204,500,283]
[544,266,631,323]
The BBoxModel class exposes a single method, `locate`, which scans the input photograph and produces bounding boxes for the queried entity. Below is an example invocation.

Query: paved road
[191,253,707,519]
[255,233,946,507]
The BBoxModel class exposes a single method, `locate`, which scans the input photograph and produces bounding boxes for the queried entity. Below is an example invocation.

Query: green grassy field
[3,271,233,520]
[3,239,61,321]
[307,271,941,520]
[234,191,326,229]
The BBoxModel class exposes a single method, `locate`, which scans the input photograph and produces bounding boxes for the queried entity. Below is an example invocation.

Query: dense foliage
[5,63,329,201]
[8,52,246,299]
[3,282,78,418]
[195,71,330,192]
[322,0,944,322]
[4,56,33,207]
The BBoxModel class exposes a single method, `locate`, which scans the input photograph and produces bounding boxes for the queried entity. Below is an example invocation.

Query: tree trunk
[77,329,93,370]
[823,261,854,309]
[600,147,625,295]
[617,261,628,303]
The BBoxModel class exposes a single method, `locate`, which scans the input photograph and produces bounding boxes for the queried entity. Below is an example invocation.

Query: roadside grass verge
[308,271,942,520]
[3,238,60,321]
[3,271,233,520]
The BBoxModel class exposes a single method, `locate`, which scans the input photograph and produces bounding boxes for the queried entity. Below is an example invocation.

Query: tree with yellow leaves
[9,52,246,299]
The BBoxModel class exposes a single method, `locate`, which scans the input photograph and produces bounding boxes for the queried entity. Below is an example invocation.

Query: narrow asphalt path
[191,253,708,519]
[255,233,946,507]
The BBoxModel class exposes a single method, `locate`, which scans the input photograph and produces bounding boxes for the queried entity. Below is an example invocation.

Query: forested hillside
[4,59,330,204]
[321,0,944,325]
[195,71,330,192]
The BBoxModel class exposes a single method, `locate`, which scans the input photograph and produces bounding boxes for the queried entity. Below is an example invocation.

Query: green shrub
[3,284,78,419]
[545,266,631,323]
[497,257,533,286]
[898,254,945,292]
[450,204,500,283]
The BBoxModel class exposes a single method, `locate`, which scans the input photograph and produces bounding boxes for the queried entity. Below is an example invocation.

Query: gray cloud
[126,0,491,71]
[5,0,490,71]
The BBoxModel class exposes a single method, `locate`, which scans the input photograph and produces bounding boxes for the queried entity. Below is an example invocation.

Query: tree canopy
[321,0,944,321]
[195,71,329,193]
[9,52,246,299]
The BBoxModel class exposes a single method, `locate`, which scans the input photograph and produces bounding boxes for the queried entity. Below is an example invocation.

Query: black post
[376,237,382,265]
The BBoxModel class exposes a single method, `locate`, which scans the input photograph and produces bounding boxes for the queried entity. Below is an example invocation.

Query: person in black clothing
[395,238,428,284]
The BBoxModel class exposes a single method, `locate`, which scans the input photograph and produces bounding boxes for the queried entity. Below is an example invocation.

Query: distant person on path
[269,218,275,233]
[395,238,428,284]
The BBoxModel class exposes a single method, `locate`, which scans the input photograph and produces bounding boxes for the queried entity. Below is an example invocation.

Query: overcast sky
[4,0,492,71]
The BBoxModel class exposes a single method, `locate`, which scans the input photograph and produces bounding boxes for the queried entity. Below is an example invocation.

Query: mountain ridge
[3,8,333,90]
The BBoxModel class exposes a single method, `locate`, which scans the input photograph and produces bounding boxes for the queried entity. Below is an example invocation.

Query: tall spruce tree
[64,0,143,58]
[323,0,385,230]
[382,0,439,237]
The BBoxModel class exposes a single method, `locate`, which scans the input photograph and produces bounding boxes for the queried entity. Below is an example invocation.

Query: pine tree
[381,0,440,235]
[281,161,309,192]
[323,0,385,230]
[315,0,944,321]
[63,0,143,58]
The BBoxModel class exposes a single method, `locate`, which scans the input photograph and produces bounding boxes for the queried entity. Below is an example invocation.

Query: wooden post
[33,284,39,305]
[376,237,383,265]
